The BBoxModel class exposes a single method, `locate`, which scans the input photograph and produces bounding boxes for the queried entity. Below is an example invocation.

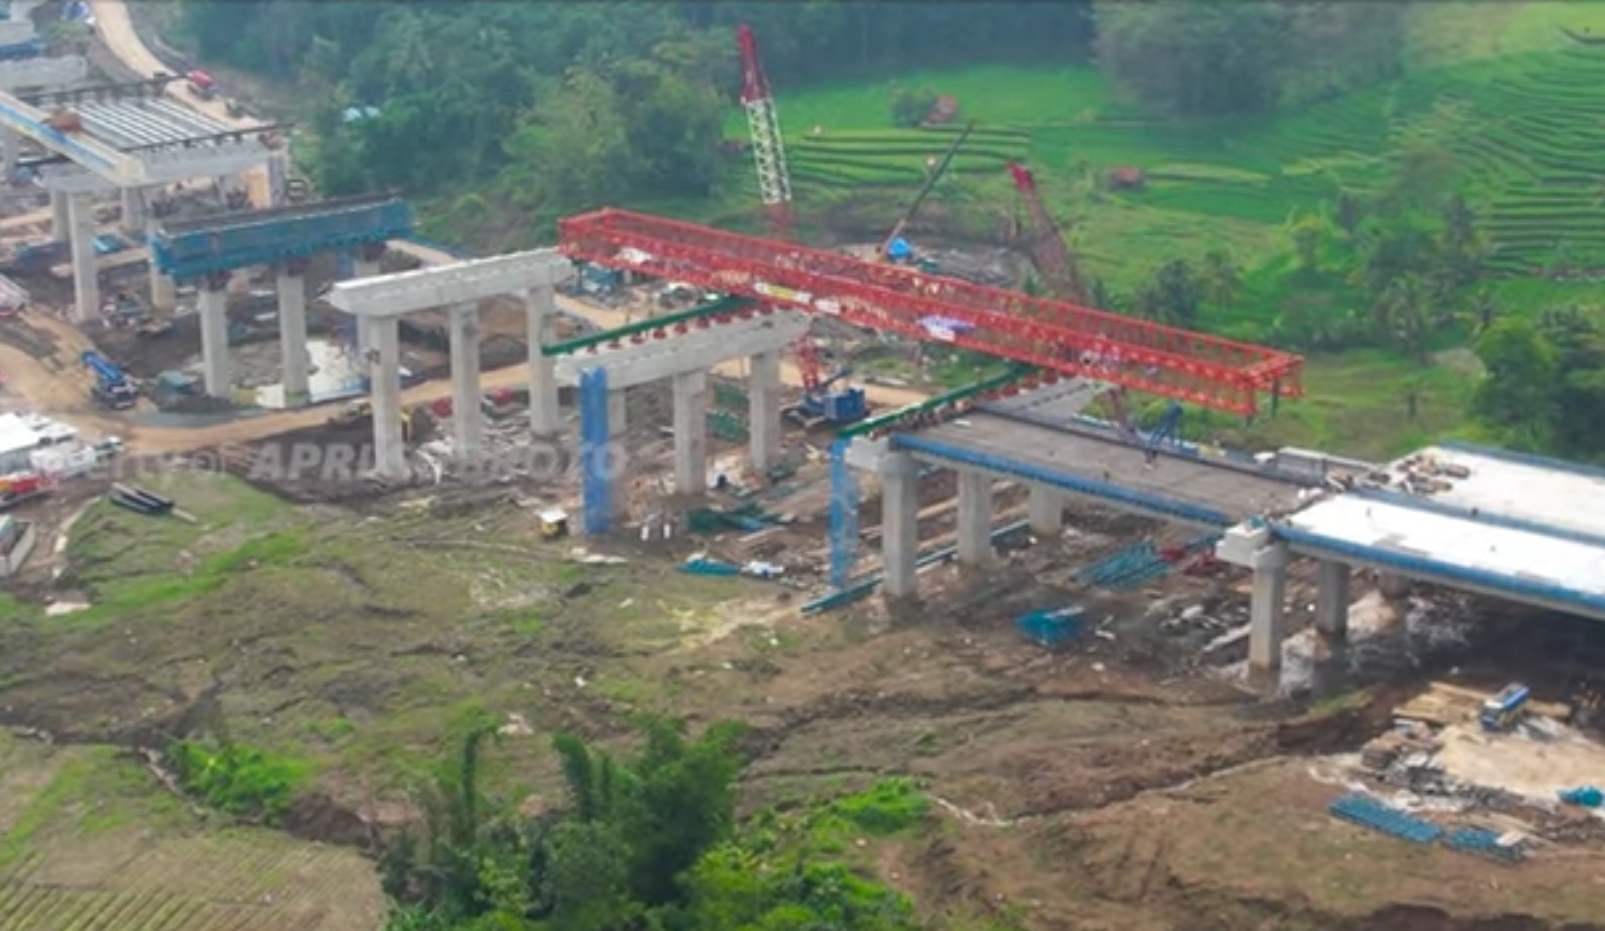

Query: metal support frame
[558,208,1303,415]
[580,367,613,535]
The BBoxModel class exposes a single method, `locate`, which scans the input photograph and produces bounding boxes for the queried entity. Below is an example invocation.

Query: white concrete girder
[0,21,37,46]
[552,311,810,390]
[32,145,273,192]
[35,168,116,194]
[0,90,146,184]
[328,249,574,318]
[842,436,890,472]
[0,55,88,92]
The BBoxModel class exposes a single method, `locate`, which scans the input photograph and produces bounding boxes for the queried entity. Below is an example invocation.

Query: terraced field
[786,124,1031,190]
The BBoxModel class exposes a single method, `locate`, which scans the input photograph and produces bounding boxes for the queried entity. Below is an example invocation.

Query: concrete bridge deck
[890,407,1311,528]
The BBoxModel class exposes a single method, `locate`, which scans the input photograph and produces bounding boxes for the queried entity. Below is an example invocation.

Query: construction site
[0,9,1601,931]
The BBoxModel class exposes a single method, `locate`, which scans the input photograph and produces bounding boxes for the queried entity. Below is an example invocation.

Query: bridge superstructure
[150,194,413,406]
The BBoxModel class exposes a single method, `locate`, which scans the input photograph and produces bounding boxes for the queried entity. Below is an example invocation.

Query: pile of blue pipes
[1328,793,1527,863]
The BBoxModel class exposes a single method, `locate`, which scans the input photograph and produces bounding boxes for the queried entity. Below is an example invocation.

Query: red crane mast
[736,24,795,240]
[1008,161,1085,303]
[559,208,1303,416]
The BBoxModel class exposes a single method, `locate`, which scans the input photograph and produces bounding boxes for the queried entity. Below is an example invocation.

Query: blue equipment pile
[1328,793,1528,863]
[1077,542,1169,590]
[1015,607,1085,649]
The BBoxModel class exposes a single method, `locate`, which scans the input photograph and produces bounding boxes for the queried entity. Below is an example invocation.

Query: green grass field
[712,1,1605,458]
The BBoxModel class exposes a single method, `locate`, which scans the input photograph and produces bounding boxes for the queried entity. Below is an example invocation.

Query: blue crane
[81,350,138,409]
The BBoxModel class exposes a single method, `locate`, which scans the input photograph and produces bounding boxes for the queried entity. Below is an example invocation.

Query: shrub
[167,738,311,823]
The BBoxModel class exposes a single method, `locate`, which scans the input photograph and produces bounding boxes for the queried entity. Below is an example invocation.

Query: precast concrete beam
[749,349,782,472]
[198,286,230,397]
[368,316,408,479]
[880,451,920,599]
[327,249,574,318]
[526,286,561,436]
[0,54,87,91]
[672,370,709,497]
[955,470,995,566]
[1248,543,1291,673]
[449,303,484,458]
[67,191,97,323]
[276,270,309,407]
[1028,485,1064,538]
[1315,560,1350,640]
[552,311,809,390]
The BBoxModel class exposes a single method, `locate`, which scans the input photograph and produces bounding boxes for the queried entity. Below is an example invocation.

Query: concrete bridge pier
[49,190,68,241]
[955,470,995,566]
[67,192,98,322]
[526,285,561,436]
[354,242,385,279]
[880,451,920,599]
[150,266,177,312]
[449,303,483,458]
[607,388,631,522]
[1315,560,1351,641]
[1028,486,1064,538]
[672,370,709,497]
[368,316,408,480]
[1,128,17,179]
[1248,542,1291,673]
[198,274,232,397]
[749,349,782,473]
[277,261,310,407]
[120,186,147,237]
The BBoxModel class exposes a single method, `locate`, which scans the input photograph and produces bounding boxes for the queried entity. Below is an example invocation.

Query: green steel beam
[838,363,1037,439]
[543,296,756,357]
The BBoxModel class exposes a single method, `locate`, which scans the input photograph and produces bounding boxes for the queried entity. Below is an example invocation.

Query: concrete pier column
[748,349,782,473]
[197,280,231,397]
[49,190,68,241]
[880,452,920,599]
[1028,486,1063,538]
[1,128,18,178]
[672,370,709,497]
[955,470,994,566]
[67,192,98,322]
[526,286,561,435]
[368,316,408,479]
[150,266,177,312]
[276,264,309,407]
[1248,544,1291,673]
[120,187,147,236]
[354,243,385,279]
[1315,560,1351,640]
[449,303,483,458]
[607,388,630,521]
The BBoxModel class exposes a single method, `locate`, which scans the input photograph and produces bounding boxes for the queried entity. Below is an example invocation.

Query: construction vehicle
[789,339,866,426]
[327,400,417,442]
[81,351,138,409]
[1480,683,1531,732]
[736,23,867,428]
[186,70,215,100]
[880,121,974,262]
[0,472,49,509]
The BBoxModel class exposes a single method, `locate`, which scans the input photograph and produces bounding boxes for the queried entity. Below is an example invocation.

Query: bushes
[166,738,310,824]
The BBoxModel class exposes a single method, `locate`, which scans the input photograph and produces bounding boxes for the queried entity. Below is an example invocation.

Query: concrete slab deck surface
[1279,492,1605,619]
[1397,443,1605,544]
[912,413,1307,521]
[76,96,235,150]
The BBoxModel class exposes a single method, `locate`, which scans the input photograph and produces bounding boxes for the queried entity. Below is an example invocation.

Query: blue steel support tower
[580,367,613,535]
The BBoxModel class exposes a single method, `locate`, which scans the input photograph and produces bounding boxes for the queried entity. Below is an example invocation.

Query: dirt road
[42,0,929,455]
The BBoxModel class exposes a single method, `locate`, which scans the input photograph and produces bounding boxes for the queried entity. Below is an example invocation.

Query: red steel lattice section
[558,208,1304,415]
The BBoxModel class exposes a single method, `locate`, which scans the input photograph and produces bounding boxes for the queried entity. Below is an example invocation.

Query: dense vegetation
[378,712,932,931]
[168,0,1605,457]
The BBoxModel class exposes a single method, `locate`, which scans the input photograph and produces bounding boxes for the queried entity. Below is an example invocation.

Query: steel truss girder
[327,249,574,318]
[558,208,1305,416]
[554,308,809,389]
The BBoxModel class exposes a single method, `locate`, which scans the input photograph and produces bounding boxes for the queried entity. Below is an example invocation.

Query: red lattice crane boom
[736,24,795,239]
[1008,161,1085,303]
[559,208,1303,415]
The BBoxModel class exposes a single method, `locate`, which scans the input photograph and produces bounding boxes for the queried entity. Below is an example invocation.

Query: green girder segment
[542,296,757,357]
